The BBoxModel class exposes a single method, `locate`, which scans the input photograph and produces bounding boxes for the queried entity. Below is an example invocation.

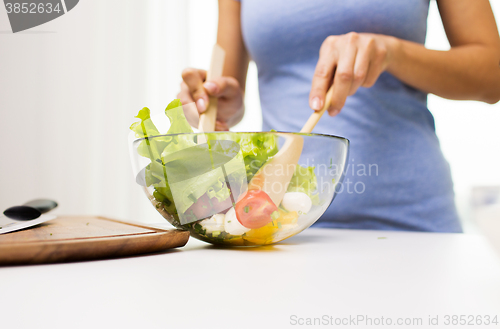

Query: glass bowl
[130,131,349,246]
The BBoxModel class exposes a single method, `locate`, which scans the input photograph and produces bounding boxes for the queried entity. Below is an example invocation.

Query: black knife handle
[3,206,41,221]
[3,199,58,221]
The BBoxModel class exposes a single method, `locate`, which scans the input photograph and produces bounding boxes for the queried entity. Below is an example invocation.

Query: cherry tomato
[235,189,278,229]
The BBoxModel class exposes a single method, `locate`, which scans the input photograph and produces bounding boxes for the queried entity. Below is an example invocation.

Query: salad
[130,100,320,245]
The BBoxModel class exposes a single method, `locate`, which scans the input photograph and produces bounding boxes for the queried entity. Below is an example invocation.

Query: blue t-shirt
[237,0,462,232]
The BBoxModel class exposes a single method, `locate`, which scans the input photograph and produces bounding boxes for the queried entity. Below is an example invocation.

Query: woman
[178,0,500,232]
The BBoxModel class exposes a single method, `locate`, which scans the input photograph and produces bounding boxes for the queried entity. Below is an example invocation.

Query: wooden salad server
[248,86,335,206]
[198,44,226,133]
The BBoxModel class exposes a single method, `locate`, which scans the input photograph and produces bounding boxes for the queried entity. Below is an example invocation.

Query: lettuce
[164,99,193,134]
[287,165,320,205]
[164,150,247,214]
[208,132,279,181]
[130,101,194,216]
[130,107,163,160]
[161,100,196,158]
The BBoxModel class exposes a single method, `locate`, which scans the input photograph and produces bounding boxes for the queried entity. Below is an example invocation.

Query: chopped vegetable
[235,189,278,229]
[287,165,320,205]
[282,192,312,214]
[224,207,250,235]
[199,213,225,234]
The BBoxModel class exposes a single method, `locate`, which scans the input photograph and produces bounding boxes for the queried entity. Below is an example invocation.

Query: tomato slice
[235,189,278,229]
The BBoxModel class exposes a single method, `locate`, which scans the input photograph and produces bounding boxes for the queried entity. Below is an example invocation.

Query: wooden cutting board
[0,216,190,266]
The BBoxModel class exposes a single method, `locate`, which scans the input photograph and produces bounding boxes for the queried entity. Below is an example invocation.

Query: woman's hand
[309,32,397,116]
[178,68,245,131]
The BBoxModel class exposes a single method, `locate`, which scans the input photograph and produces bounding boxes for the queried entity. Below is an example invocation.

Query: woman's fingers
[205,77,244,127]
[179,96,200,128]
[309,33,391,116]
[350,37,374,95]
[178,82,195,105]
[178,82,193,102]
[329,33,359,115]
[182,68,208,113]
[204,76,242,98]
[363,42,388,88]
[179,68,245,130]
[309,36,339,111]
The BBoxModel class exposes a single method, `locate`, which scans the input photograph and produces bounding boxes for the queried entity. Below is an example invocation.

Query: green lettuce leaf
[287,165,320,205]
[160,100,196,160]
[130,107,172,161]
[207,132,279,181]
[165,99,193,134]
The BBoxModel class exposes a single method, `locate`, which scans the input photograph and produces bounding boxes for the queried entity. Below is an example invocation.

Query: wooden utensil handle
[198,99,218,133]
[198,44,226,133]
[300,86,335,134]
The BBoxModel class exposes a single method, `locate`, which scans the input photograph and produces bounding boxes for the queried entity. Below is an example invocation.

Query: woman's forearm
[217,0,250,90]
[214,0,249,127]
[387,37,500,104]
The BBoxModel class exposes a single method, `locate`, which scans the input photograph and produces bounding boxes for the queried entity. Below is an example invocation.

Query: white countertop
[1,228,499,329]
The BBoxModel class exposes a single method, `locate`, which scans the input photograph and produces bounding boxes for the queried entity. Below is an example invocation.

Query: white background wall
[0,1,498,232]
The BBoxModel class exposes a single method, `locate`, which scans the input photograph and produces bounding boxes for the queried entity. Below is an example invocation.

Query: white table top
[1,228,499,329]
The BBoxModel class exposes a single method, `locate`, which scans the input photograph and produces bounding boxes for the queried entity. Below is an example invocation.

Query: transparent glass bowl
[130,132,349,246]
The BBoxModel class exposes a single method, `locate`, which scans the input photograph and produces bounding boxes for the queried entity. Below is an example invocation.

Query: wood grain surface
[0,216,190,265]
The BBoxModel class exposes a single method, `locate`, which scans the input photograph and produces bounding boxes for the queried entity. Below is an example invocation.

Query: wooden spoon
[248,86,335,206]
[198,44,226,134]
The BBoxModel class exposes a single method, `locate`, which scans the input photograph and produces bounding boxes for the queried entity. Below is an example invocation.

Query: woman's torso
[238,0,462,232]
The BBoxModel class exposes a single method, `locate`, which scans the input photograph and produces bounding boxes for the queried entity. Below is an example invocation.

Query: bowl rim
[132,131,350,144]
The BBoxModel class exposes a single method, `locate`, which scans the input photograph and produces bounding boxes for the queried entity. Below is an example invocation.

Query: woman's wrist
[384,35,403,74]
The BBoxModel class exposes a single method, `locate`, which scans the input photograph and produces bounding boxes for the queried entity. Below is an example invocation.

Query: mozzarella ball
[282,192,312,214]
[224,207,250,236]
[200,213,225,234]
